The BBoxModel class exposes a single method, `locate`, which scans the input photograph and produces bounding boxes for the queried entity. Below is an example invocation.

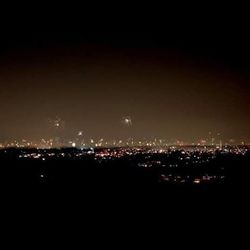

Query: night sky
[1,27,250,143]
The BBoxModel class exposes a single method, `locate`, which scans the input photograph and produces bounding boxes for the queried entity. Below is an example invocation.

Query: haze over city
[0,31,250,144]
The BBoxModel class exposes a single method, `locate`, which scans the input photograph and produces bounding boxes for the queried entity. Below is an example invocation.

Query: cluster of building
[12,144,249,162]
[0,137,249,149]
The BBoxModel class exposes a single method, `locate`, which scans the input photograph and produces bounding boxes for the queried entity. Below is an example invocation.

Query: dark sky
[1,26,250,142]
